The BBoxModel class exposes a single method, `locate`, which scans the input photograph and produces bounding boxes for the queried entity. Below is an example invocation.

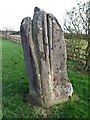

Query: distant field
[1,38,89,118]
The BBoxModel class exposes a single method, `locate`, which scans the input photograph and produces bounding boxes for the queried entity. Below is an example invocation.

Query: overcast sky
[0,0,88,31]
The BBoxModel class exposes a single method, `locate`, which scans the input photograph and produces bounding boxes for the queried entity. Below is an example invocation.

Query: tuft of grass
[1,38,89,118]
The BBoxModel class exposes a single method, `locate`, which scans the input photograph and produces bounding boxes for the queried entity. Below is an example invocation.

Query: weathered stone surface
[20,7,73,107]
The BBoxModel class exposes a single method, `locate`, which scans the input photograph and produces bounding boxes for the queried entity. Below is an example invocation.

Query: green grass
[1,38,89,118]
[0,38,2,119]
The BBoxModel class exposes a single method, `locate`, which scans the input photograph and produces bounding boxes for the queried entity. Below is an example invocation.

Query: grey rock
[20,7,73,107]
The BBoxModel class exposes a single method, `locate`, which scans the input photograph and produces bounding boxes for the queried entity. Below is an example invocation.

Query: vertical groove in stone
[47,14,53,75]
[43,12,49,64]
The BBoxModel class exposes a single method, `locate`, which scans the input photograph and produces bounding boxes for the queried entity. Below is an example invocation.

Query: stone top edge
[20,7,63,32]
[34,7,63,31]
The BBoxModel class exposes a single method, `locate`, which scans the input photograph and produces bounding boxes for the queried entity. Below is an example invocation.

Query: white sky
[0,0,88,31]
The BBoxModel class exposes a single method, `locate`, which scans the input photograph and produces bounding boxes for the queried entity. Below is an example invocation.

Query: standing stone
[20,7,73,107]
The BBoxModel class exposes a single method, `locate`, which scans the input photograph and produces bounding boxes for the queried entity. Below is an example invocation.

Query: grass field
[1,38,89,118]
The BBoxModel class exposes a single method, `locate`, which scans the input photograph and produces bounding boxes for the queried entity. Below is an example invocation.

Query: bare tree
[3,26,13,38]
[64,0,90,71]
[85,1,90,71]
